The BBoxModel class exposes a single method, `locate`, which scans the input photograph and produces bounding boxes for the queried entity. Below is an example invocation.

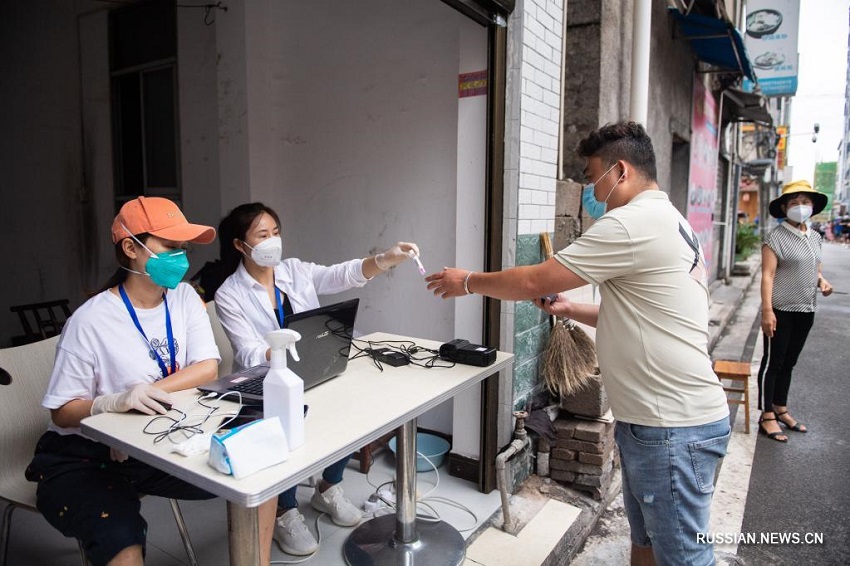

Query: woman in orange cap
[758,181,834,442]
[25,197,276,565]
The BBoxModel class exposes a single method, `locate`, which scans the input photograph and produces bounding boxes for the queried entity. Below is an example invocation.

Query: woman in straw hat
[758,180,833,442]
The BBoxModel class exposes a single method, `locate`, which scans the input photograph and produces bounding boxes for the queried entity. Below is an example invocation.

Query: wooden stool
[714,360,751,434]
[352,432,395,473]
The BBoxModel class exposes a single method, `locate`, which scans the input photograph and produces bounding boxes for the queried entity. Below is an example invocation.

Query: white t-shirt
[555,190,729,427]
[43,282,221,435]
[214,258,368,371]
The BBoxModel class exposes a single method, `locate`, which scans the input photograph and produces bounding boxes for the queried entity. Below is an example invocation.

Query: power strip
[378,486,396,504]
[377,484,422,503]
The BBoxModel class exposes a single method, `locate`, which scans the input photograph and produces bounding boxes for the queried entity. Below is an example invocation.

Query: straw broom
[540,233,598,398]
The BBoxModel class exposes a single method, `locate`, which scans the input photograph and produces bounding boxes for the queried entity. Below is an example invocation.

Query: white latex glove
[374,242,420,270]
[91,383,174,416]
[110,447,129,462]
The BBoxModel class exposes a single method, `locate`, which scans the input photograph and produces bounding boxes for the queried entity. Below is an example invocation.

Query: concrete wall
[0,1,101,344]
[561,0,693,194]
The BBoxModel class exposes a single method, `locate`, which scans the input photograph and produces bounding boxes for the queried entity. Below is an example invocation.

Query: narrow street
[739,242,850,565]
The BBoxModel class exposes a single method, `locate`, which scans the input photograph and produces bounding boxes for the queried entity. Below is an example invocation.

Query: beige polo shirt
[555,190,729,427]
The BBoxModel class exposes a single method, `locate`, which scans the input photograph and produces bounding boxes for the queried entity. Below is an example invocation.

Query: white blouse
[214,258,368,371]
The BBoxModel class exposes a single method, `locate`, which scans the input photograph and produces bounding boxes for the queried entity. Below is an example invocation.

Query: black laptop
[198,298,359,406]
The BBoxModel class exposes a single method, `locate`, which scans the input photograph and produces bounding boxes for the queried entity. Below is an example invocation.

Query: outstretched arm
[425,258,587,301]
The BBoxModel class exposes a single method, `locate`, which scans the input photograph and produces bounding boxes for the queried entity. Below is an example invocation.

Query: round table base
[343,514,465,566]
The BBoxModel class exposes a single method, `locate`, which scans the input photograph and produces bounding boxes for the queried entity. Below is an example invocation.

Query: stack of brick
[549,417,617,500]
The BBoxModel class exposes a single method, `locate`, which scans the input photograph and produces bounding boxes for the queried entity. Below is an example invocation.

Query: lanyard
[119,284,176,378]
[274,286,285,329]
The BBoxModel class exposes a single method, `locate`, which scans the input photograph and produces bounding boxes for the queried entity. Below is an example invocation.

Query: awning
[721,88,773,126]
[669,8,756,82]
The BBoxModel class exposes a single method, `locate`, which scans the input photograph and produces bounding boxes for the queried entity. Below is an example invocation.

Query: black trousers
[757,309,815,411]
[26,431,214,566]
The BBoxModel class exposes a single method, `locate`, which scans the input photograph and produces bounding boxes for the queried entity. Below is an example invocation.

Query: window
[110,0,179,210]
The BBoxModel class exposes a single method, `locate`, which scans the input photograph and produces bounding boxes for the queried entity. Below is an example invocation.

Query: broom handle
[540,232,554,260]
[540,233,556,327]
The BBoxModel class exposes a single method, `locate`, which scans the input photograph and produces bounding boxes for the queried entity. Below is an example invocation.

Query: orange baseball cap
[111,196,216,245]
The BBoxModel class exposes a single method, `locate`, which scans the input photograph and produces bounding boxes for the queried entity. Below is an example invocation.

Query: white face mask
[243,236,282,267]
[786,204,813,224]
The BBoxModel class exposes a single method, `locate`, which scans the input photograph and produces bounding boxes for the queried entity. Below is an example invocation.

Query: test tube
[413,255,426,276]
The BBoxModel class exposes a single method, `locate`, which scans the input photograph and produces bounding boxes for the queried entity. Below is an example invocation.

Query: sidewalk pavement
[465,254,764,566]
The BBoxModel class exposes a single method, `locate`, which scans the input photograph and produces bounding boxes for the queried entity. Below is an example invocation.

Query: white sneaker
[310,484,363,527]
[273,509,318,556]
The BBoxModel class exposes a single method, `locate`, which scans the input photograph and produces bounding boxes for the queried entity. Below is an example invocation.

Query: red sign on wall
[459,70,488,98]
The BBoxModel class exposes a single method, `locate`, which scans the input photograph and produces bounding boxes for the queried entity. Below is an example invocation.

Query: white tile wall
[505,0,565,240]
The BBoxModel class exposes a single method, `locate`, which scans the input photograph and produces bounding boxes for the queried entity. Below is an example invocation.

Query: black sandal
[758,417,788,442]
[776,411,807,433]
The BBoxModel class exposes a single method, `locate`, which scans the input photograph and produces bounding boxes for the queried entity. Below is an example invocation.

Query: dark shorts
[26,431,214,566]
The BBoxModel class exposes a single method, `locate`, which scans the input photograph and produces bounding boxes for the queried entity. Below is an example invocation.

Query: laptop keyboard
[228,375,265,395]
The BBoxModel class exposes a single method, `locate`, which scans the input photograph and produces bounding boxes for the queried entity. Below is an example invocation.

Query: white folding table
[82,332,512,565]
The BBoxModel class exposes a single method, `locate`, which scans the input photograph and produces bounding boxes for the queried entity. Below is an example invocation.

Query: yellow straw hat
[768,180,828,219]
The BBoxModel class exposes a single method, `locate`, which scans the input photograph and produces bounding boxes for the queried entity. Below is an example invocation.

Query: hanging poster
[741,0,800,96]
[687,80,719,275]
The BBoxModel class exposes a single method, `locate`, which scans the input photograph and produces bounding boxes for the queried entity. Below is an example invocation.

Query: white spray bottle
[263,328,304,451]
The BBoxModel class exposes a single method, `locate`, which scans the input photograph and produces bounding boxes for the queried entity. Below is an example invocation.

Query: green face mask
[144,249,190,289]
[121,224,191,289]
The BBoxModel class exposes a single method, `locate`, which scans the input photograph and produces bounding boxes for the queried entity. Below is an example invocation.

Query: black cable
[350,338,455,370]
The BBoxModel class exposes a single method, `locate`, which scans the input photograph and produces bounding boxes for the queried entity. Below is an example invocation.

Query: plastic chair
[9,300,72,346]
[0,337,199,566]
[206,301,234,376]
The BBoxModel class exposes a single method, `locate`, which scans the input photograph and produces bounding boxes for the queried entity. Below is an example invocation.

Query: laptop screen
[197,298,359,404]
[283,298,359,389]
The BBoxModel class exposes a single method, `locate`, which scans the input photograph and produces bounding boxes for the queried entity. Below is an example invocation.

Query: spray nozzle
[265,329,301,368]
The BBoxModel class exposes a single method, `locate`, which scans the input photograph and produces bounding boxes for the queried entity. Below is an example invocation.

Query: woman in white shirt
[26,197,276,566]
[214,202,418,556]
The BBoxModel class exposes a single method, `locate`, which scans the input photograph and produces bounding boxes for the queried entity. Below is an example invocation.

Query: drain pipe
[495,410,530,534]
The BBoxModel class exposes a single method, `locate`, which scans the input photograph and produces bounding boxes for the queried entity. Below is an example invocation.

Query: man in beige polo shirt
[426,121,730,566]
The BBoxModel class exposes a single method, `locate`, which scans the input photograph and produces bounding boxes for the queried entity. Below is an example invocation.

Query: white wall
[450,24,489,457]
[211,1,487,436]
[214,1,477,339]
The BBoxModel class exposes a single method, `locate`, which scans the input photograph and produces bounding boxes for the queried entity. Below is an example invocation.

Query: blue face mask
[582,163,622,220]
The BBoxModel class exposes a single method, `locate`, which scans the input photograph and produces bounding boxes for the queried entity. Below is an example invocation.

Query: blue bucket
[388,433,451,472]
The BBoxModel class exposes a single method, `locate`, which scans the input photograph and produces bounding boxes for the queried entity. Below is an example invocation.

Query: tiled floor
[3,448,504,565]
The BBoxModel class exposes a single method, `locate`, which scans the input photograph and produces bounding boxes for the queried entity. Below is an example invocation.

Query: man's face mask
[582,163,624,220]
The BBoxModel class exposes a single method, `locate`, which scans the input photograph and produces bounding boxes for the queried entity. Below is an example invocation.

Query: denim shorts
[615,418,731,566]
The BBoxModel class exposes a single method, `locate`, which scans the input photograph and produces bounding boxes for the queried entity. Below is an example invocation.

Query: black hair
[220,203,282,277]
[577,121,657,182]
[98,232,152,293]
